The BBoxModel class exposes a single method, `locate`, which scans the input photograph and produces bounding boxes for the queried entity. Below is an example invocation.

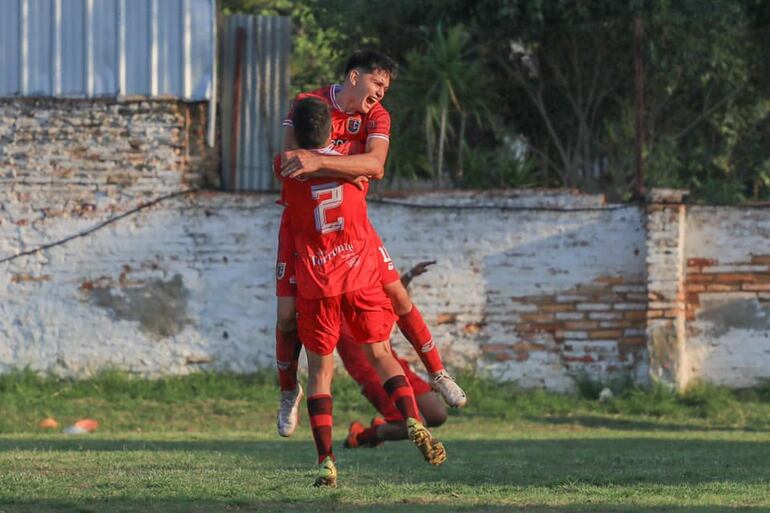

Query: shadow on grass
[535,415,770,432]
[0,500,768,513]
[1,437,768,487]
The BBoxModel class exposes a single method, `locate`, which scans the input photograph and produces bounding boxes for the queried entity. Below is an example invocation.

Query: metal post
[228,27,246,191]
[634,14,644,198]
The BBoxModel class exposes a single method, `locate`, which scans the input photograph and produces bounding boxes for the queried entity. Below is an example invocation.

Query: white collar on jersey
[313,144,341,156]
[330,84,354,114]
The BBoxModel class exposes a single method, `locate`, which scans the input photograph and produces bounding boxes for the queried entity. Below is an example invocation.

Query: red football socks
[383,375,419,420]
[307,394,334,463]
[276,329,302,392]
[397,305,444,374]
[356,424,380,446]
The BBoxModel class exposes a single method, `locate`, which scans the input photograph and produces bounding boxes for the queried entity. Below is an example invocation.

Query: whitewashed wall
[0,188,651,390]
[684,207,770,387]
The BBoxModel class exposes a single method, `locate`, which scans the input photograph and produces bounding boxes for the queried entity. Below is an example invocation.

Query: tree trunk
[437,102,448,187]
[425,111,436,178]
[456,112,467,184]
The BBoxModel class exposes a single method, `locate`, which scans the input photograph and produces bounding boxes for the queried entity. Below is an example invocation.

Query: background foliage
[223,0,770,203]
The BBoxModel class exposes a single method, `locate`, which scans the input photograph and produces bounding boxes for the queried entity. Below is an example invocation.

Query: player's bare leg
[383,280,467,408]
[276,297,303,437]
[306,350,337,487]
[362,341,447,466]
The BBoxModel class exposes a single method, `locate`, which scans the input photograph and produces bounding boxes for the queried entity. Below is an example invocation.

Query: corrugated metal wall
[0,0,215,100]
[220,15,291,192]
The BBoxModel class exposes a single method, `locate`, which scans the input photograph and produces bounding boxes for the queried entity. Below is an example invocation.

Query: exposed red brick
[706,284,740,292]
[624,311,647,320]
[750,255,770,265]
[563,355,594,363]
[716,273,756,283]
[436,313,457,325]
[589,330,624,339]
[646,310,663,318]
[688,274,716,283]
[512,342,547,352]
[686,284,706,292]
[593,276,624,285]
[481,343,511,353]
[620,336,647,346]
[520,313,554,323]
[11,274,51,283]
[687,258,718,267]
[463,322,484,334]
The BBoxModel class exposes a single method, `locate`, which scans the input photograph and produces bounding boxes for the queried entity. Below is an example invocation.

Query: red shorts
[297,284,396,356]
[370,230,400,286]
[275,210,296,297]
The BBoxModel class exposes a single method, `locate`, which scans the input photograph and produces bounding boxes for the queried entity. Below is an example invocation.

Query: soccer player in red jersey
[275,50,466,439]
[339,261,448,449]
[281,97,446,487]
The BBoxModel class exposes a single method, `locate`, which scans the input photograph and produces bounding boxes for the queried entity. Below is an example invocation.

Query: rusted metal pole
[228,27,246,191]
[634,14,644,198]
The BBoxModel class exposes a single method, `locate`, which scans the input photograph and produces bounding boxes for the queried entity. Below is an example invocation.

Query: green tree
[391,25,492,186]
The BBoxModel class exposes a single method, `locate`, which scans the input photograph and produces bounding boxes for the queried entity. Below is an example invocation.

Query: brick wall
[0,98,218,221]
[3,98,770,389]
[1,179,649,390]
[683,207,770,387]
[369,194,648,391]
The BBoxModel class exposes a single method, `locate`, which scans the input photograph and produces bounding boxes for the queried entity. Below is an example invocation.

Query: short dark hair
[344,49,397,80]
[293,97,331,150]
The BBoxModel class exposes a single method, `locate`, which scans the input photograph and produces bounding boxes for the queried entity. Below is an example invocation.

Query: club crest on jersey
[276,262,286,280]
[347,117,362,135]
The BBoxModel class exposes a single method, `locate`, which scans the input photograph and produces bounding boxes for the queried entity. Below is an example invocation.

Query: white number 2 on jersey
[311,183,344,234]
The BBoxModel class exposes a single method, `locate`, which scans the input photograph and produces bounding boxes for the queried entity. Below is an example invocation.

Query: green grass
[1,371,769,512]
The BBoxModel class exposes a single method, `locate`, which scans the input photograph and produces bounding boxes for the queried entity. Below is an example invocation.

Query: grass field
[0,371,769,512]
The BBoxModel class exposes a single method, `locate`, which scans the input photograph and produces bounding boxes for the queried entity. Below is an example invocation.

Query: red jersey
[282,84,391,156]
[277,148,378,299]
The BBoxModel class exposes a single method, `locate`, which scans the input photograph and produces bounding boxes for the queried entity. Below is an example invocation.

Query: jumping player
[275,50,466,439]
[340,260,448,449]
[280,97,446,487]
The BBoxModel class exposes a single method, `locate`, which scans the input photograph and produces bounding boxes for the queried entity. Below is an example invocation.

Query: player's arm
[281,137,388,181]
[400,260,437,288]
[280,127,370,189]
[282,126,299,152]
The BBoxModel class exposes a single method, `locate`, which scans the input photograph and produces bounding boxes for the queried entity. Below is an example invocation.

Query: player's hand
[280,149,323,178]
[408,260,436,278]
[349,176,369,190]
